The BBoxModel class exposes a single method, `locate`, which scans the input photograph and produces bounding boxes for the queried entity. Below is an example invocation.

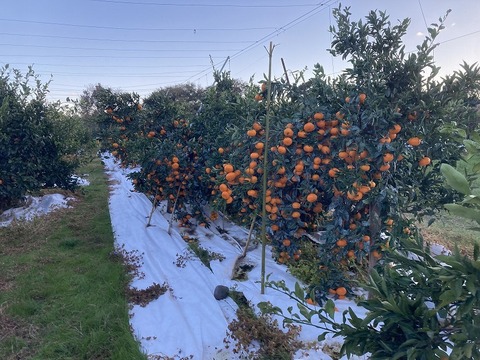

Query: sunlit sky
[1,0,479,103]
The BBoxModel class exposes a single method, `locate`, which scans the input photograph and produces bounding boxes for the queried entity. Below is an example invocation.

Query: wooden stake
[261,42,275,295]
[167,186,182,235]
[281,58,290,85]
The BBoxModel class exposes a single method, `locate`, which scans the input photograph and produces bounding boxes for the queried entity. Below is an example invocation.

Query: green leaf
[324,299,336,319]
[294,282,304,301]
[444,204,480,222]
[440,163,471,195]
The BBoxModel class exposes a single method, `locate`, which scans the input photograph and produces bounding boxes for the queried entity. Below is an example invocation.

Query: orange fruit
[250,152,260,159]
[304,122,315,133]
[254,94,263,101]
[223,164,234,173]
[297,130,307,138]
[252,122,262,131]
[317,120,326,129]
[283,128,294,137]
[358,93,366,104]
[328,168,340,178]
[313,112,324,120]
[292,202,301,209]
[338,151,348,159]
[247,129,257,137]
[379,163,391,171]
[247,189,258,197]
[330,127,339,136]
[303,145,314,153]
[283,137,293,146]
[291,211,301,219]
[336,238,347,247]
[255,142,264,150]
[419,156,431,166]
[383,152,394,163]
[407,137,422,146]
[225,172,237,182]
[385,218,394,226]
[336,287,347,296]
[306,193,318,203]
[282,239,291,247]
[218,147,224,154]
[360,164,370,171]
[277,146,287,155]
[390,124,402,134]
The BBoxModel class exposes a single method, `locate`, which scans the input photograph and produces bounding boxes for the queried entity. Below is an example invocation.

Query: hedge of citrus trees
[95,7,479,298]
[0,66,92,212]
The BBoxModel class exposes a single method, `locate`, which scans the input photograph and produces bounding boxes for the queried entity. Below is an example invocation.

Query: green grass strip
[0,158,146,360]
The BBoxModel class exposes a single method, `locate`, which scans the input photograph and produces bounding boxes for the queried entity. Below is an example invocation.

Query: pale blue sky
[1,0,478,103]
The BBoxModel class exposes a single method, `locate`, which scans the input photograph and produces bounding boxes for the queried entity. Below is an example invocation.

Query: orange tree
[0,66,80,211]
[125,72,260,226]
[213,7,468,299]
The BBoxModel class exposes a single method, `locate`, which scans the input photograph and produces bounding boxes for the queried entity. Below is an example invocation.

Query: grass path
[0,158,146,360]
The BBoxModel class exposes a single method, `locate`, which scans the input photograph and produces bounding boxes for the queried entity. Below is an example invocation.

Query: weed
[224,289,303,359]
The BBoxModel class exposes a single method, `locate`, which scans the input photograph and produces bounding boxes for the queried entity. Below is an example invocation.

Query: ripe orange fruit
[304,122,315,133]
[250,152,260,159]
[225,172,237,182]
[218,147,224,154]
[254,94,263,101]
[282,239,291,247]
[338,151,348,159]
[247,129,257,137]
[335,111,345,120]
[347,250,355,258]
[407,137,422,146]
[253,122,262,131]
[390,124,402,134]
[372,250,382,259]
[303,145,314,153]
[362,235,371,242]
[277,146,287,155]
[336,238,347,247]
[383,152,394,163]
[328,168,340,178]
[247,189,258,197]
[283,128,294,137]
[330,127,339,136]
[297,130,307,138]
[283,137,293,146]
[306,193,318,203]
[313,112,325,120]
[291,211,301,219]
[419,156,431,166]
[379,163,391,171]
[306,298,316,305]
[292,202,301,209]
[360,164,370,171]
[336,287,347,296]
[358,93,366,104]
[255,142,264,150]
[223,164,234,173]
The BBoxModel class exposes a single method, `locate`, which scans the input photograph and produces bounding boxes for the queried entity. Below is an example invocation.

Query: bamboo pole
[261,42,275,294]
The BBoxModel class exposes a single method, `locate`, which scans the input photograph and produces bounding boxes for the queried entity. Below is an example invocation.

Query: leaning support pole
[146,188,159,227]
[261,42,275,295]
[167,186,182,235]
